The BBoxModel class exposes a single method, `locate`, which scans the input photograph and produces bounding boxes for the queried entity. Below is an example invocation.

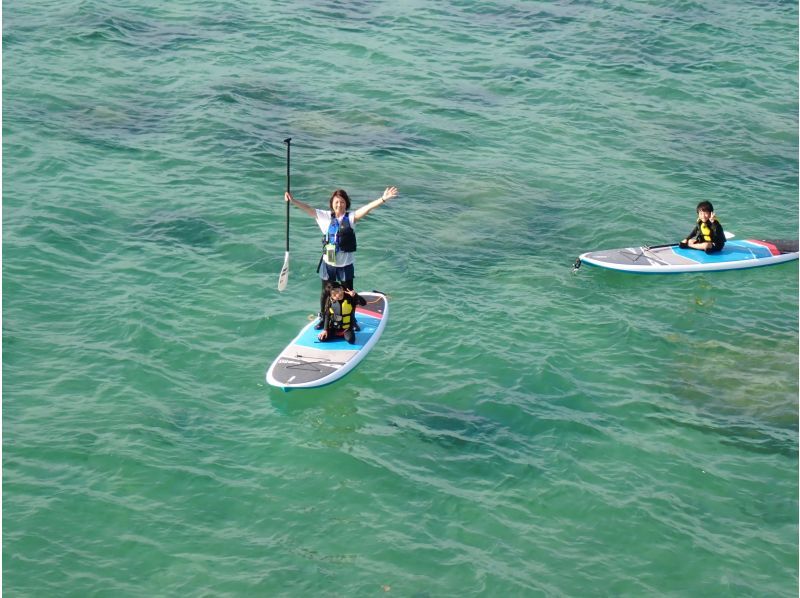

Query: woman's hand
[283,192,316,218]
[354,186,399,221]
[318,330,328,341]
[381,186,399,202]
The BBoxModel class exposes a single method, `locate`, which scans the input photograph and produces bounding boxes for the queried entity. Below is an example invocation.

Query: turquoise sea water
[4,0,798,595]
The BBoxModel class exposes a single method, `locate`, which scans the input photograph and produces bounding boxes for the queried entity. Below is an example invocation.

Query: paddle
[277,137,291,291]
[645,231,735,251]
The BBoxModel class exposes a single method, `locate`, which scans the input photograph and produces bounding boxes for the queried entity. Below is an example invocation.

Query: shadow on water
[66,5,205,51]
[209,82,282,107]
[459,3,579,31]
[395,197,571,286]
[267,385,362,417]
[73,102,175,138]
[643,400,798,460]
[517,201,570,254]
[7,96,175,158]
[656,413,797,459]
[133,212,222,249]
[307,0,380,24]
[387,405,503,452]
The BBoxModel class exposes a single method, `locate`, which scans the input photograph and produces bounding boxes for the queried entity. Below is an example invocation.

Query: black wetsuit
[320,292,366,344]
[683,220,726,253]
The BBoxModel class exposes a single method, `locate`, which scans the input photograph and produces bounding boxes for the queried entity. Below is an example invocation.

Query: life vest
[324,212,357,253]
[698,221,712,242]
[328,299,354,331]
[696,218,721,243]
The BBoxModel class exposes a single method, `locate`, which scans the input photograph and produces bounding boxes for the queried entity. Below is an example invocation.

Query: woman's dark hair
[696,201,714,213]
[329,189,351,210]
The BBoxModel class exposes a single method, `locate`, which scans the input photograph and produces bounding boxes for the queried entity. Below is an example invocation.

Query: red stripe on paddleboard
[748,240,781,255]
[356,307,383,319]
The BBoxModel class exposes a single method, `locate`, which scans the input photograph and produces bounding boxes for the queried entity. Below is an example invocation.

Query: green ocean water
[3,0,798,595]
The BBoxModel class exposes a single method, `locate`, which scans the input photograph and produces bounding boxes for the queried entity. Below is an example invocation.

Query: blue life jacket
[325,212,357,253]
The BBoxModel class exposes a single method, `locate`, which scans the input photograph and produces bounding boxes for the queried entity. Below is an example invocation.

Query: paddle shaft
[647,232,734,251]
[277,138,292,291]
[284,137,291,250]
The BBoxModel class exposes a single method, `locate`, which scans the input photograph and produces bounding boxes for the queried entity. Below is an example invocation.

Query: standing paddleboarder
[283,185,398,327]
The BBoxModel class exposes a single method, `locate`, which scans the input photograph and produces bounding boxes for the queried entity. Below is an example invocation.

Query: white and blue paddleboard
[577,238,798,274]
[266,291,389,391]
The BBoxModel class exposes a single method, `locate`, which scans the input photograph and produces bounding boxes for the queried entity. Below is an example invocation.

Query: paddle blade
[277,251,290,291]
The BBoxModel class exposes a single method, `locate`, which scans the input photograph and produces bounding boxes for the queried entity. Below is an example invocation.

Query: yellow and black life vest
[699,221,713,242]
[696,218,721,243]
[328,299,354,331]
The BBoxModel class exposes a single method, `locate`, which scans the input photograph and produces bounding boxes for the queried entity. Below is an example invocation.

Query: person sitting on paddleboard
[679,201,725,253]
[283,186,398,329]
[317,282,366,344]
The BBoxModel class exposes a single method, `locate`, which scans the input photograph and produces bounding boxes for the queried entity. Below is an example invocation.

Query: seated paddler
[317,282,367,345]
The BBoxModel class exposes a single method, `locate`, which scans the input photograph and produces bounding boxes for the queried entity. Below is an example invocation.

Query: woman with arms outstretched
[283,186,398,328]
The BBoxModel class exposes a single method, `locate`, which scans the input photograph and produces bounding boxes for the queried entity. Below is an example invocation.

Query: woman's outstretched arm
[353,186,399,221]
[284,192,317,218]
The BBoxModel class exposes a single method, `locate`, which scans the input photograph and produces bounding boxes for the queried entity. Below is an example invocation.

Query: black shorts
[321,263,355,283]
